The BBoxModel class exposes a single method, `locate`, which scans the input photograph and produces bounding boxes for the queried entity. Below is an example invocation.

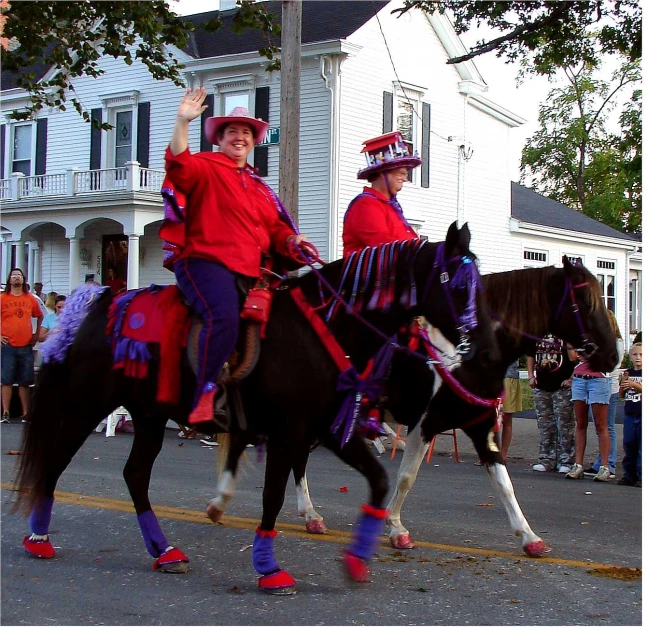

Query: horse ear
[562,255,572,271]
[457,223,471,252]
[445,221,459,252]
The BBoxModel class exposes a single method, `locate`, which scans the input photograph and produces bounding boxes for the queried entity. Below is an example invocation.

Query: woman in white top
[585,310,623,477]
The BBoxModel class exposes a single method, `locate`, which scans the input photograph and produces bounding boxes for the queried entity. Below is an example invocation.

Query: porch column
[0,237,11,281]
[32,247,42,284]
[126,234,140,289]
[68,236,80,293]
[13,240,24,272]
[26,242,34,284]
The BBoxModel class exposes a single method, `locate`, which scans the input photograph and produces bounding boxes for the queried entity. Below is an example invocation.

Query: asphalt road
[1,423,641,626]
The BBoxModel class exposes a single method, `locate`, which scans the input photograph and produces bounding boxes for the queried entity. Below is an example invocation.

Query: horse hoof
[306,519,327,534]
[523,540,551,557]
[23,535,55,559]
[152,547,190,572]
[390,533,415,549]
[343,551,370,583]
[258,569,297,594]
[206,502,223,524]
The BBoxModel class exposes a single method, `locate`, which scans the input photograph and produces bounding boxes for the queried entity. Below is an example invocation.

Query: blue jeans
[591,392,618,473]
[1,344,35,386]
[621,414,641,482]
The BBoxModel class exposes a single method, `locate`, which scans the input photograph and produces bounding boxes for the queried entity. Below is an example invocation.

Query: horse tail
[12,284,111,517]
[12,359,71,516]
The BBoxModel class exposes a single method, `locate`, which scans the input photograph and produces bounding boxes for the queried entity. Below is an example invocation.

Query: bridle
[553,277,598,361]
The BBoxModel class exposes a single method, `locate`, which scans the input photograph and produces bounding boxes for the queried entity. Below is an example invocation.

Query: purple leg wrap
[29,496,55,536]
[252,532,280,575]
[137,510,169,558]
[349,512,384,560]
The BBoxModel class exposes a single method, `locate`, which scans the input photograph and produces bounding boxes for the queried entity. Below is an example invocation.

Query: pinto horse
[13,222,499,591]
[292,258,618,556]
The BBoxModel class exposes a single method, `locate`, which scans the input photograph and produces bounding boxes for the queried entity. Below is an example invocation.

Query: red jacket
[164,148,296,278]
[342,187,416,257]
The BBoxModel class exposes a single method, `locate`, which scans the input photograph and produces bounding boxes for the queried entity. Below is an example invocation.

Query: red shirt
[342,188,417,257]
[164,148,296,278]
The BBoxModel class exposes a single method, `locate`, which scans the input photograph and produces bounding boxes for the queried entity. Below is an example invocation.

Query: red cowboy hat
[357,131,422,180]
[204,107,269,146]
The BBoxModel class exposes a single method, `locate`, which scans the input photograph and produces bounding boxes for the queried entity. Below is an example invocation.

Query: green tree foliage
[395,1,641,72]
[520,61,641,233]
[1,1,279,126]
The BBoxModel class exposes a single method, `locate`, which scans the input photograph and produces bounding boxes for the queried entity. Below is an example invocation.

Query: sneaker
[617,477,635,486]
[583,466,598,475]
[532,464,548,472]
[200,437,218,447]
[178,429,196,440]
[565,464,584,479]
[593,466,611,482]
[0,411,9,423]
[557,465,571,474]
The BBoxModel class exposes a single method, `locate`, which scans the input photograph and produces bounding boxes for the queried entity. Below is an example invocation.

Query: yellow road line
[2,484,637,572]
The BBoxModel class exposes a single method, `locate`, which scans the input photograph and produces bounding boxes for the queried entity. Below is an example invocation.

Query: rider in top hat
[164,87,306,425]
[342,131,422,256]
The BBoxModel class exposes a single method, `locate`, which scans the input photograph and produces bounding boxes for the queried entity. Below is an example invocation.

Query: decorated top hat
[357,131,422,180]
[204,106,269,146]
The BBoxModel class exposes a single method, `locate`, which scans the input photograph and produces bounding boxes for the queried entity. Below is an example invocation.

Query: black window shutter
[90,108,102,169]
[383,91,393,133]
[254,86,270,177]
[200,93,214,152]
[136,102,151,167]
[421,102,430,189]
[0,124,5,178]
[35,118,48,175]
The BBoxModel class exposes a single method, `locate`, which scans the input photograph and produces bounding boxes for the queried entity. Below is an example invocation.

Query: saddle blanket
[106,285,191,405]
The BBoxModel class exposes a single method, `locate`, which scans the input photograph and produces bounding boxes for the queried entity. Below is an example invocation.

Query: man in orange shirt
[163,87,306,424]
[1,268,43,422]
[342,132,422,257]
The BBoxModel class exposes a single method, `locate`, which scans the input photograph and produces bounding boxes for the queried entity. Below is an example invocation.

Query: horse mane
[483,265,605,342]
[292,239,430,319]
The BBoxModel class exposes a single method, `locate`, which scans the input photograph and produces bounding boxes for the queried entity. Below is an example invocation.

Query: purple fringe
[113,336,152,365]
[450,256,480,333]
[41,284,110,364]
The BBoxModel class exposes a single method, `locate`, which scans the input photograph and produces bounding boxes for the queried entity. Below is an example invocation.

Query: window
[224,92,249,114]
[392,82,425,184]
[114,110,133,168]
[523,249,547,267]
[12,123,33,175]
[565,255,584,265]
[597,272,616,312]
[597,259,615,270]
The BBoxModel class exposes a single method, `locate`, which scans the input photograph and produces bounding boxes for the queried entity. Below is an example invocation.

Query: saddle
[106,282,273,420]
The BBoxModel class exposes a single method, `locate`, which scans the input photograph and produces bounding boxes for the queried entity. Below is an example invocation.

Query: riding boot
[188,382,216,425]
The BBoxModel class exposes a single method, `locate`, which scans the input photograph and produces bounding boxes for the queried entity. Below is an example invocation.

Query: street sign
[259,126,280,146]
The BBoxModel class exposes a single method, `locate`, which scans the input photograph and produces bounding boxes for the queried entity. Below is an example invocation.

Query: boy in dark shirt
[617,343,642,487]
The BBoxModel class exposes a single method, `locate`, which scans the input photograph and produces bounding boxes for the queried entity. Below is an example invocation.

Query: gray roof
[184,1,390,59]
[511,182,639,242]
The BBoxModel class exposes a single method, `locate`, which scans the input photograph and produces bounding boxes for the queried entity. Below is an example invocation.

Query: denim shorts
[1,344,35,386]
[571,376,610,405]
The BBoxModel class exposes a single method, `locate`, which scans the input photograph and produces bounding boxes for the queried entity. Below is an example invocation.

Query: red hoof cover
[391,533,415,549]
[23,535,55,559]
[523,539,551,558]
[152,547,190,571]
[343,551,370,582]
[258,569,296,591]
[306,519,327,534]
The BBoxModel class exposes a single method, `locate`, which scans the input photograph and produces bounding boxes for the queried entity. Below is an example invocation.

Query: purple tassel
[451,256,480,332]
[41,284,110,364]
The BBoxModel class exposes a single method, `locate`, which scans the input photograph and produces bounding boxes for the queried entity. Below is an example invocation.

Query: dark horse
[293,258,618,557]
[14,223,499,591]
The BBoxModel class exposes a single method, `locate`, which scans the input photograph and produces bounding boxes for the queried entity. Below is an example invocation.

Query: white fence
[1,161,164,201]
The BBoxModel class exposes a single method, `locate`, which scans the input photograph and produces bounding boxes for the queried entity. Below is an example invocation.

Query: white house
[0,0,640,346]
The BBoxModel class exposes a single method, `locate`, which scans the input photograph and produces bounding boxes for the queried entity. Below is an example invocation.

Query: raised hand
[177,87,209,122]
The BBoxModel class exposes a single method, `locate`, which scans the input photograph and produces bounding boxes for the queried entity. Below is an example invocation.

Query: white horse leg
[386,426,429,549]
[485,459,551,557]
[206,470,236,524]
[296,474,327,534]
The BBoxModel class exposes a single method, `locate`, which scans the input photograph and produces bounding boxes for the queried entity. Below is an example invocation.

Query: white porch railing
[0,161,165,202]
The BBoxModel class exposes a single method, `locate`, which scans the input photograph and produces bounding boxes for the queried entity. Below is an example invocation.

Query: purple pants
[175,257,245,407]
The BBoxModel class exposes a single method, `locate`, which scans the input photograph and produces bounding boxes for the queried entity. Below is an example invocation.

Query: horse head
[416,222,500,372]
[552,256,618,373]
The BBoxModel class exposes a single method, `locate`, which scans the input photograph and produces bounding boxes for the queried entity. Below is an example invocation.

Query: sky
[168,0,554,181]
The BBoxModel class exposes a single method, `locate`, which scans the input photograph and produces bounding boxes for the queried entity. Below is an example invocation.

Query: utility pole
[279,0,301,226]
